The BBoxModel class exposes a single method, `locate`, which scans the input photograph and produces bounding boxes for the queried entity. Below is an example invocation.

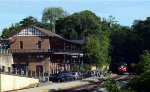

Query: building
[9,25,84,77]
[0,38,13,73]
[0,49,13,73]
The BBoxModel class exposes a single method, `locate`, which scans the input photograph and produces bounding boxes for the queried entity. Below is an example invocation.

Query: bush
[129,70,150,92]
[103,80,119,92]
[120,87,135,92]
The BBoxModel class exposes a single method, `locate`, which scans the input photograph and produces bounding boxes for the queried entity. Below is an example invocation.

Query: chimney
[51,25,55,33]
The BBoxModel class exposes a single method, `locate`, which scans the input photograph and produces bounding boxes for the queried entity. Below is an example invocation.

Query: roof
[70,40,85,45]
[30,25,63,39]
[31,26,84,45]
[21,25,84,45]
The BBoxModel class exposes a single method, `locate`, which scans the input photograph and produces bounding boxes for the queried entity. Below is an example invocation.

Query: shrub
[103,80,119,92]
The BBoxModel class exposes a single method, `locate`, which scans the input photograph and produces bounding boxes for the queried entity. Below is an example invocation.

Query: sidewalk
[12,74,118,92]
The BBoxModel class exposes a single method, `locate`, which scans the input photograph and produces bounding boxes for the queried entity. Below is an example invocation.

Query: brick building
[9,25,84,77]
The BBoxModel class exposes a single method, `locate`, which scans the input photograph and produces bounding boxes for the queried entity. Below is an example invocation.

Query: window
[38,41,41,49]
[8,67,11,73]
[2,66,5,72]
[19,41,23,49]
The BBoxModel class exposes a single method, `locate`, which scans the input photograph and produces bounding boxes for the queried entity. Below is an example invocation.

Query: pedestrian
[98,71,100,77]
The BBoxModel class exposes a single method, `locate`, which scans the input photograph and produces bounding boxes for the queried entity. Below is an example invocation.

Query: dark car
[49,73,65,82]
[60,73,75,81]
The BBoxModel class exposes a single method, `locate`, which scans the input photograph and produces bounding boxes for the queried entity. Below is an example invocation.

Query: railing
[0,49,83,54]
[51,49,83,53]
[11,49,51,53]
[0,49,12,54]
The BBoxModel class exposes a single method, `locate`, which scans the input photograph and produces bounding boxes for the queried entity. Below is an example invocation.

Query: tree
[56,10,101,39]
[1,23,22,39]
[1,28,9,39]
[99,31,111,66]
[83,33,110,67]
[84,35,101,65]
[103,80,119,92]
[20,16,39,27]
[59,28,78,39]
[139,50,150,73]
[42,7,69,25]
[130,70,150,92]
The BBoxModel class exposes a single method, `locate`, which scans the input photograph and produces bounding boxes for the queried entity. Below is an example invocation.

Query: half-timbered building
[9,25,84,77]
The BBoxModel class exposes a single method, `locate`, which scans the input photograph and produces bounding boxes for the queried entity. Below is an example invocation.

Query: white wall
[0,53,13,72]
[0,74,39,92]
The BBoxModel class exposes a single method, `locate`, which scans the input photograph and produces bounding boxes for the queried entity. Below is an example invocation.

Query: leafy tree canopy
[20,16,39,27]
[42,7,69,25]
[56,10,101,39]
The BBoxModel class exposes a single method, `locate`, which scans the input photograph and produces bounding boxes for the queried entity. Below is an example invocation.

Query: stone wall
[0,74,39,92]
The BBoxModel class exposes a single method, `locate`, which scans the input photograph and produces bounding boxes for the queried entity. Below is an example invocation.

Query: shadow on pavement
[47,79,103,92]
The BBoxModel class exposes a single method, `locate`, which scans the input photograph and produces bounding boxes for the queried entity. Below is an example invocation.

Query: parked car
[61,73,75,81]
[49,73,65,82]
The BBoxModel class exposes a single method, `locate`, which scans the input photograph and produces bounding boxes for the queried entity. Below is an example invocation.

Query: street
[11,74,133,92]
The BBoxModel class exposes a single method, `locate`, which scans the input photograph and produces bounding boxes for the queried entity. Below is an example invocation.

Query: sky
[1,0,150,35]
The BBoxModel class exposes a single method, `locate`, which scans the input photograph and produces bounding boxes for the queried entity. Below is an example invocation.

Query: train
[111,62,127,74]
[117,64,127,74]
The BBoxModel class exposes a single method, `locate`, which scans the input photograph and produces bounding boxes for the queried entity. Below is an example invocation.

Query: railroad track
[55,74,134,92]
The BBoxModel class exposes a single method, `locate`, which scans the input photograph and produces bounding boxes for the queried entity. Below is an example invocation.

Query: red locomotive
[117,62,127,74]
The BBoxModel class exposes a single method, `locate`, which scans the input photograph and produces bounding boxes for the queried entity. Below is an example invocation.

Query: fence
[0,49,11,54]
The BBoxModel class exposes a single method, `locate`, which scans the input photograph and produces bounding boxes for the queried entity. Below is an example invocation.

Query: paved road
[54,74,133,92]
[13,74,129,92]
[14,77,100,92]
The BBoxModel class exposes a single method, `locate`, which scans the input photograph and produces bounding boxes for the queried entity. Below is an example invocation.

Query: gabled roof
[30,25,63,39]
[12,25,84,45]
[30,26,84,45]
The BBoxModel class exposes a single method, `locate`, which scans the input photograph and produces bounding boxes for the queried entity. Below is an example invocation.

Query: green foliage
[120,87,135,92]
[139,50,150,72]
[99,31,111,66]
[20,16,39,27]
[128,50,150,92]
[84,33,111,66]
[71,64,91,72]
[130,63,141,74]
[42,7,69,25]
[84,35,101,65]
[1,28,9,39]
[58,28,78,39]
[103,80,119,92]
[56,10,101,39]
[132,50,150,74]
[1,23,22,38]
[129,70,150,92]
